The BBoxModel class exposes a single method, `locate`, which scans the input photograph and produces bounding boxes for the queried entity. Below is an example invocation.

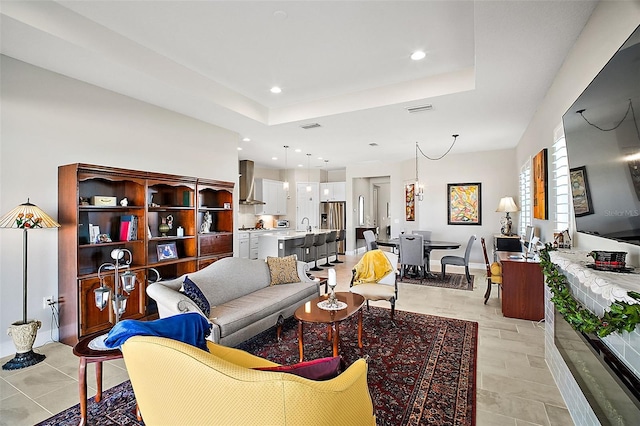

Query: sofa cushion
[191,258,272,307]
[212,281,318,338]
[253,356,341,380]
[266,255,300,285]
[181,277,210,317]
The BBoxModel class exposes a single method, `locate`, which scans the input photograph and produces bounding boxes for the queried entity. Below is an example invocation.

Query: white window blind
[519,160,532,237]
[553,128,570,233]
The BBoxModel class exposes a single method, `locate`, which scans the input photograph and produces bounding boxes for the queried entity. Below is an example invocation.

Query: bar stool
[310,233,326,271]
[332,229,345,263]
[298,234,315,265]
[322,230,337,267]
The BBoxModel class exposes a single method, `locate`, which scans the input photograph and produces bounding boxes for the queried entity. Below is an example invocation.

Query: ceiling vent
[369,143,379,147]
[300,123,322,130]
[405,104,433,114]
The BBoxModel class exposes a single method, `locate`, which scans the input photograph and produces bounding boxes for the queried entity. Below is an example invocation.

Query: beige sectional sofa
[146,256,320,347]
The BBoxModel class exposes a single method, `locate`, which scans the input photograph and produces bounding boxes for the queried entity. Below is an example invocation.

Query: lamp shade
[495,197,519,213]
[0,199,60,229]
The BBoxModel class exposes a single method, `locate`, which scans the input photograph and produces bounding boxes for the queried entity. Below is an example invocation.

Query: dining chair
[411,230,432,241]
[350,249,399,320]
[480,237,502,304]
[363,230,378,251]
[398,234,427,281]
[440,235,476,284]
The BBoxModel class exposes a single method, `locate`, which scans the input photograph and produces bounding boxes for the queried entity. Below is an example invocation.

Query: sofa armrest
[296,261,314,282]
[147,282,206,318]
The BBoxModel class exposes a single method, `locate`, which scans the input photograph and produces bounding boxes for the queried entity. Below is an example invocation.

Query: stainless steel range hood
[239,160,265,205]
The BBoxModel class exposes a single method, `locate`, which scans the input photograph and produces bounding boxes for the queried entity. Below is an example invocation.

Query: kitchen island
[258,229,337,260]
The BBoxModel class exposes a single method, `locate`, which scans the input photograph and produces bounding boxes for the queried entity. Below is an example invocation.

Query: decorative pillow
[253,356,342,381]
[180,276,210,317]
[266,255,300,285]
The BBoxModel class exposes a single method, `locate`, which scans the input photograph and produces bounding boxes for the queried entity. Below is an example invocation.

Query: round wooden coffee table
[294,292,365,362]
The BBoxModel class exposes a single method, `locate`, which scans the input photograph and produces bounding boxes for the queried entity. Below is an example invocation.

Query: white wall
[515,0,640,265]
[0,57,239,357]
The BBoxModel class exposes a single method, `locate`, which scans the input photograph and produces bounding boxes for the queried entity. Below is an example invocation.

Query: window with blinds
[553,130,570,233]
[519,160,532,237]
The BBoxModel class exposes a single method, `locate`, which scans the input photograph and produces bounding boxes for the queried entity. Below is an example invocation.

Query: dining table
[376,237,461,278]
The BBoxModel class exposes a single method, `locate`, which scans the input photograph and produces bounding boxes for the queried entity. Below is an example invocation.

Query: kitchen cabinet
[249,233,259,259]
[238,232,250,259]
[320,182,346,202]
[255,178,287,215]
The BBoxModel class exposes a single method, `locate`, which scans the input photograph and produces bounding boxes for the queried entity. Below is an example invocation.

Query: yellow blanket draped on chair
[352,249,394,285]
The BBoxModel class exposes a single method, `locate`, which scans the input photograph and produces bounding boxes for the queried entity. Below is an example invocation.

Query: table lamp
[496,197,519,236]
[0,199,60,370]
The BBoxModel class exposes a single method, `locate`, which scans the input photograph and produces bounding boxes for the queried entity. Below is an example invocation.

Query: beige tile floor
[0,253,573,426]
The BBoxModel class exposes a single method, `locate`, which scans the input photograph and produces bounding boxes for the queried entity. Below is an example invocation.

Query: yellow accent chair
[350,249,399,319]
[121,336,376,425]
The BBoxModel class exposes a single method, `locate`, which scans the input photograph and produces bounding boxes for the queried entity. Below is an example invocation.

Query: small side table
[73,334,139,426]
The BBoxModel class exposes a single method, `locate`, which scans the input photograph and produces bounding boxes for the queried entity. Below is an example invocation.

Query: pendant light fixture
[323,160,330,196]
[306,154,312,192]
[414,134,460,202]
[283,145,290,196]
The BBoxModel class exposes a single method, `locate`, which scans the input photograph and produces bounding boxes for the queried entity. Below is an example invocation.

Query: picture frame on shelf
[447,182,482,225]
[157,242,178,261]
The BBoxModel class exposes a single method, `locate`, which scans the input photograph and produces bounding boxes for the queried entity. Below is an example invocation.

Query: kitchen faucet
[301,217,311,232]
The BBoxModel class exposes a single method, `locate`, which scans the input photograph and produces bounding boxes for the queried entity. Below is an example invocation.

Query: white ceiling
[0,0,598,170]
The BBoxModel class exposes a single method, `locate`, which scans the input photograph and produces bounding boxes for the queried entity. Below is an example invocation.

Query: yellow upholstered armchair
[350,249,399,319]
[121,336,376,425]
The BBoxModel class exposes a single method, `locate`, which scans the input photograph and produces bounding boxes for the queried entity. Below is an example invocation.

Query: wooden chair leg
[484,278,492,304]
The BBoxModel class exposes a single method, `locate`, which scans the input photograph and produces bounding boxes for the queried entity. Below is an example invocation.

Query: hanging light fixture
[415,142,424,202]
[414,134,460,202]
[306,154,312,192]
[323,160,330,196]
[283,145,290,195]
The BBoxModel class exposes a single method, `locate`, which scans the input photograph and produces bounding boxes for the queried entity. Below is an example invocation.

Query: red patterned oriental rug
[37,308,477,426]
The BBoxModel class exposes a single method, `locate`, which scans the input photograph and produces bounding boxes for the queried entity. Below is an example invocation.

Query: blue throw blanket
[104,312,212,352]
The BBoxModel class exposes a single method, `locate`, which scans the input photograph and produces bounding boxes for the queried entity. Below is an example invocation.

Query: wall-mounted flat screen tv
[562,25,640,247]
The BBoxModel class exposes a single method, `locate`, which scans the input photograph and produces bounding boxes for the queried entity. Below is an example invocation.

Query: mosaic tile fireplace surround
[545,250,640,425]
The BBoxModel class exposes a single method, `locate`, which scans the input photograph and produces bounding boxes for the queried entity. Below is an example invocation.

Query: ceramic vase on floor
[2,320,46,370]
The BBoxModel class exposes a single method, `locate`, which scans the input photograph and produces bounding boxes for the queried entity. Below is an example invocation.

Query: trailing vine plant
[540,244,640,338]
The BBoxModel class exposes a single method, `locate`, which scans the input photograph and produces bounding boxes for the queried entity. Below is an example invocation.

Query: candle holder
[327,281,338,308]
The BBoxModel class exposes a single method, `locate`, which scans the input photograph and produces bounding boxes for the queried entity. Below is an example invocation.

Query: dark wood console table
[498,251,544,321]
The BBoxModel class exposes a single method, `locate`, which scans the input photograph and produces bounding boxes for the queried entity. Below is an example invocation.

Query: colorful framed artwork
[405,183,415,221]
[533,148,548,220]
[570,166,594,216]
[447,183,482,225]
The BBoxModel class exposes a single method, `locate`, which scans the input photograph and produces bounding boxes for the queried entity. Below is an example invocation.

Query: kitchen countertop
[258,229,337,240]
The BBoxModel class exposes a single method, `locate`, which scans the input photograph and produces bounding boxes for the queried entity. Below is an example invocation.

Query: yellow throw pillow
[266,255,300,285]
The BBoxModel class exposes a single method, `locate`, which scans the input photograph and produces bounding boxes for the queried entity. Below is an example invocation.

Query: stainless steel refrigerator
[320,201,346,253]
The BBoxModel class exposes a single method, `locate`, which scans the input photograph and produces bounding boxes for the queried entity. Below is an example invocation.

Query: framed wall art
[570,166,594,216]
[447,182,482,225]
[405,183,415,221]
[533,148,548,220]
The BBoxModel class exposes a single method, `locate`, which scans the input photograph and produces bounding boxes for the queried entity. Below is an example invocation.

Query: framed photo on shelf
[570,166,594,216]
[447,182,482,225]
[157,242,178,261]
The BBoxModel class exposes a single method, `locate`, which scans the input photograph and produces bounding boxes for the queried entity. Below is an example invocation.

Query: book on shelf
[119,215,138,241]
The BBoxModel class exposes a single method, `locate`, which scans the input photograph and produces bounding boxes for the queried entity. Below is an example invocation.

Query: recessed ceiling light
[272,156,278,160]
[298,164,304,167]
[295,149,302,153]
[237,147,242,151]
[242,137,250,142]
[317,156,323,160]
[270,86,282,94]
[410,50,426,61]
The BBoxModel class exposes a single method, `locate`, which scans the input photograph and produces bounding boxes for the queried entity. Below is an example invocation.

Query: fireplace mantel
[545,250,640,425]
[549,250,640,305]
